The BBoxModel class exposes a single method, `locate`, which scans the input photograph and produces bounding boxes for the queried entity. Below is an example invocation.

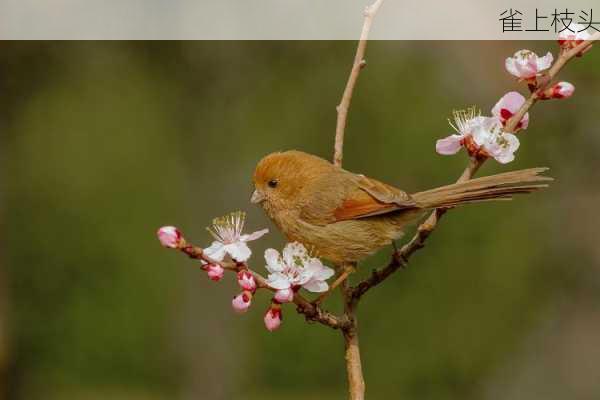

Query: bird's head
[251,150,333,218]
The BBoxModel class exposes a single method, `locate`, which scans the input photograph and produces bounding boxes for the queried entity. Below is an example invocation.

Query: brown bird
[251,150,550,265]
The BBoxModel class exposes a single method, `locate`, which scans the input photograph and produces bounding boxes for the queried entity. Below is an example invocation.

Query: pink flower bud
[273,288,294,303]
[554,82,575,98]
[232,292,252,313]
[264,306,282,331]
[492,91,529,131]
[205,263,224,281]
[541,82,575,100]
[237,271,257,292]
[157,226,182,248]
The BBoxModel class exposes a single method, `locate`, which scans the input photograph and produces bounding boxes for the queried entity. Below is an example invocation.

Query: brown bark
[344,329,365,400]
[341,276,365,400]
[333,0,385,167]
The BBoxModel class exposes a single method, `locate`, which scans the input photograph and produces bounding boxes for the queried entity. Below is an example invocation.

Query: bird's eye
[268,179,278,188]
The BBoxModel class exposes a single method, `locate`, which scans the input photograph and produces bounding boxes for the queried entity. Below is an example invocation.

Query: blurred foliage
[0,41,599,400]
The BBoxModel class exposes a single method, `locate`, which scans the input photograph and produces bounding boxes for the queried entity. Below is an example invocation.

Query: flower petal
[492,92,529,130]
[306,259,334,281]
[436,135,463,155]
[505,57,520,77]
[494,151,515,164]
[264,248,283,272]
[240,228,269,242]
[303,279,329,293]
[293,269,314,286]
[492,91,525,116]
[225,242,252,262]
[537,52,554,71]
[317,266,335,281]
[204,241,226,261]
[267,272,292,290]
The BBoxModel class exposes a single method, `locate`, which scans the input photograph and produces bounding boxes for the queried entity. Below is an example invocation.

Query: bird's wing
[333,174,417,221]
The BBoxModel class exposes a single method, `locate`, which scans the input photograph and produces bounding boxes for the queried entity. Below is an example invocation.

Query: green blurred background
[0,41,599,400]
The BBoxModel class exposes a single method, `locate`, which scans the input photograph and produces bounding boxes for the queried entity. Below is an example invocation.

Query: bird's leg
[313,263,356,305]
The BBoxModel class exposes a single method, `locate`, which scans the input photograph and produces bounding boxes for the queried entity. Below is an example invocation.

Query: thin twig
[313,264,355,305]
[352,35,599,299]
[341,277,365,400]
[332,4,385,397]
[333,0,385,167]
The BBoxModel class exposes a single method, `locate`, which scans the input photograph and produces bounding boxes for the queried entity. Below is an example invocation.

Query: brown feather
[332,175,416,221]
[355,175,415,206]
[334,195,397,221]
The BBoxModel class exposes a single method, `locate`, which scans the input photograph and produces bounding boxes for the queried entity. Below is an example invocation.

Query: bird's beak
[251,189,265,204]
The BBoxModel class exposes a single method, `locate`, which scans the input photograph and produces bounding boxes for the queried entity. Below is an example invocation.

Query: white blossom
[437,104,521,164]
[264,242,334,293]
[471,118,520,164]
[204,211,268,262]
[436,107,481,155]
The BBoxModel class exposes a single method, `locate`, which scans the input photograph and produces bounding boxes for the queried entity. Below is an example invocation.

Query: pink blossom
[157,226,182,249]
[237,271,257,292]
[543,81,575,99]
[232,292,252,314]
[205,263,225,281]
[264,307,282,331]
[492,92,529,130]
[273,288,294,303]
[558,23,592,49]
[505,50,553,79]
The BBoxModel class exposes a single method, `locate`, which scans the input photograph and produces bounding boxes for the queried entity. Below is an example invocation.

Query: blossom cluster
[157,211,334,332]
[436,95,524,164]
[436,25,589,163]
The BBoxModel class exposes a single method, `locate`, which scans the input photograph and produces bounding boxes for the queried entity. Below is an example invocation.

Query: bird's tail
[412,167,552,209]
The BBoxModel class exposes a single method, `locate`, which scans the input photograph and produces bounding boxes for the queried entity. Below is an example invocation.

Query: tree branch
[331,3,386,397]
[333,0,385,167]
[352,34,600,299]
[341,277,365,400]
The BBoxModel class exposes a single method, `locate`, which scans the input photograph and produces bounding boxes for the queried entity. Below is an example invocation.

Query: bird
[251,150,551,266]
